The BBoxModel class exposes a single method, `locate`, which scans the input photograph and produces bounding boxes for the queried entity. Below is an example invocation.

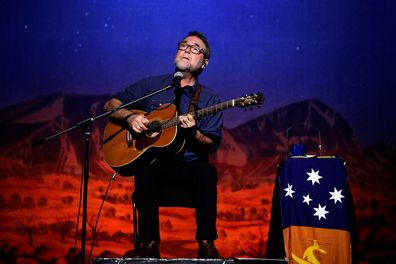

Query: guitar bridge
[126,131,133,147]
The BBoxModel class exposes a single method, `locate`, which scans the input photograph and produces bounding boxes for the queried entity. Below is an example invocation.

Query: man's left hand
[179,114,196,128]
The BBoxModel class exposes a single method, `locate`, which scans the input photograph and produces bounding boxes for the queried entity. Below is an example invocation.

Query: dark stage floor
[94,258,288,264]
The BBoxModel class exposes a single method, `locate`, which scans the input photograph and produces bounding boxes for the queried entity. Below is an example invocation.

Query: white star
[313,204,329,220]
[302,194,312,205]
[329,187,345,204]
[306,169,323,185]
[284,183,295,198]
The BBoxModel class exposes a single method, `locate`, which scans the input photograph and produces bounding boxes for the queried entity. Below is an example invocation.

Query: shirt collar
[181,81,199,94]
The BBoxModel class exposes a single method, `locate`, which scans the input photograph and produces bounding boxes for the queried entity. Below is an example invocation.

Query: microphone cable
[88,172,117,263]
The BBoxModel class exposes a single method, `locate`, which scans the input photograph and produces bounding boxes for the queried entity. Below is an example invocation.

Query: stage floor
[93,258,288,264]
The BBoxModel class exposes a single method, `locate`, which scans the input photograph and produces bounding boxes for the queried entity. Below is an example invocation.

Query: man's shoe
[197,240,222,258]
[139,240,160,258]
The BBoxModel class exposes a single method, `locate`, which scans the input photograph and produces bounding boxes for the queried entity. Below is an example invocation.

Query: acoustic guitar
[103,92,264,176]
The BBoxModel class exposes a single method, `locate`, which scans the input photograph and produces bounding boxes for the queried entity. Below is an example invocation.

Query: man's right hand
[104,98,149,134]
[126,114,149,133]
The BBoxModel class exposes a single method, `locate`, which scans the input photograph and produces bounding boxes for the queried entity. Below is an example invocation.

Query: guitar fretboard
[161,99,236,129]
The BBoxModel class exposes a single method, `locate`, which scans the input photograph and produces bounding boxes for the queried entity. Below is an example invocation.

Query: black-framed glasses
[178,42,205,56]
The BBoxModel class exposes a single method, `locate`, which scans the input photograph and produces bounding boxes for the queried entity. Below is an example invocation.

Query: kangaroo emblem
[291,240,327,264]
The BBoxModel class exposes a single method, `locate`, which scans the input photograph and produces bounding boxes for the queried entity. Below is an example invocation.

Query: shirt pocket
[146,97,175,112]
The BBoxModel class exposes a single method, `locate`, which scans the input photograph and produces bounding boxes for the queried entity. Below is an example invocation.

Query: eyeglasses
[178,42,205,56]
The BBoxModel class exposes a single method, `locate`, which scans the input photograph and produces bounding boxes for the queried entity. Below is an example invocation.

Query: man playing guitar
[104,31,223,258]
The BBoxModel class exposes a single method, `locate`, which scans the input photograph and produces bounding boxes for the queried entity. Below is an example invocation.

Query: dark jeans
[134,159,218,242]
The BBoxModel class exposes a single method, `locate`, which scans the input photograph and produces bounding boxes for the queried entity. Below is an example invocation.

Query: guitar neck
[195,99,236,118]
[162,99,236,129]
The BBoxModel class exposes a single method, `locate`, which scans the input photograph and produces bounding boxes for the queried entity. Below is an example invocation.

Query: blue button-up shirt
[114,74,223,162]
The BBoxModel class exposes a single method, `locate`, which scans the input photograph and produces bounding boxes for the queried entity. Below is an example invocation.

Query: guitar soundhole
[145,121,162,138]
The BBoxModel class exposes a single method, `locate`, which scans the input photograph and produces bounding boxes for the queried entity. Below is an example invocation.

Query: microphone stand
[33,82,176,263]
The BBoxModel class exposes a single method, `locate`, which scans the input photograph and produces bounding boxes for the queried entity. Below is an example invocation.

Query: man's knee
[190,162,218,185]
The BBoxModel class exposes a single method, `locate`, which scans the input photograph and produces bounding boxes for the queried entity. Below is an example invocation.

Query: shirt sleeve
[197,92,224,147]
[113,77,151,110]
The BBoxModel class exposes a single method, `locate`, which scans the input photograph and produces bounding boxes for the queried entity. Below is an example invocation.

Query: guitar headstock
[235,92,265,109]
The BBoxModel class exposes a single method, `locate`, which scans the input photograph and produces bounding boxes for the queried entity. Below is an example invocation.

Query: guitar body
[103,104,184,176]
[102,92,264,176]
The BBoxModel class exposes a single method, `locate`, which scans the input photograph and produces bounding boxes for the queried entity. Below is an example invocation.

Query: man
[104,31,223,258]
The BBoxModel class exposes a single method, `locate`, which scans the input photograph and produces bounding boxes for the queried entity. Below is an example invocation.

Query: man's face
[174,36,209,73]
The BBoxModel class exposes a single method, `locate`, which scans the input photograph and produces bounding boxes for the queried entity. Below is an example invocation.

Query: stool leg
[132,194,140,255]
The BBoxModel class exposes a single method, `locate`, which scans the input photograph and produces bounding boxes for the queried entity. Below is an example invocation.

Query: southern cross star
[284,183,295,198]
[329,187,345,204]
[306,168,322,185]
[313,204,329,220]
[303,194,313,205]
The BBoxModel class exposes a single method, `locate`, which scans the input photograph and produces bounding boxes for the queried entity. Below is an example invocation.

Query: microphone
[173,71,183,87]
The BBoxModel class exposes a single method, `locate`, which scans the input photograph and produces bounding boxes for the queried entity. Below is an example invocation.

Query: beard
[174,59,191,72]
[174,60,204,77]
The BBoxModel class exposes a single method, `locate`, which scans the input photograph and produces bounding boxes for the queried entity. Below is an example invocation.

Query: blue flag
[278,157,352,263]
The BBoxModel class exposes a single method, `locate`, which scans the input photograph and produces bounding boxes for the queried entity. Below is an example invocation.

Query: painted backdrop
[1,1,395,263]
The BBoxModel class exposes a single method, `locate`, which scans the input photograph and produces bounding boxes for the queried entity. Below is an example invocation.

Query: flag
[278,157,352,263]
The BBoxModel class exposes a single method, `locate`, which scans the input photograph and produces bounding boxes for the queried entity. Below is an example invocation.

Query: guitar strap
[175,84,202,114]
[188,84,202,113]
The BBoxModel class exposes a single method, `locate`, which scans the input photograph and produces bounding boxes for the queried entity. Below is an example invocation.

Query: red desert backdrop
[0,94,395,263]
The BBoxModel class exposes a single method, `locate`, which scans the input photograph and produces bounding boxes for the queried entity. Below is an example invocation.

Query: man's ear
[202,59,209,69]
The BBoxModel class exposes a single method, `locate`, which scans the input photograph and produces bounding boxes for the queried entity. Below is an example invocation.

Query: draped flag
[278,157,352,264]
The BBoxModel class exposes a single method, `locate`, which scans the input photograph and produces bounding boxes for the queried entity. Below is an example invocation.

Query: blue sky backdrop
[1,0,395,145]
